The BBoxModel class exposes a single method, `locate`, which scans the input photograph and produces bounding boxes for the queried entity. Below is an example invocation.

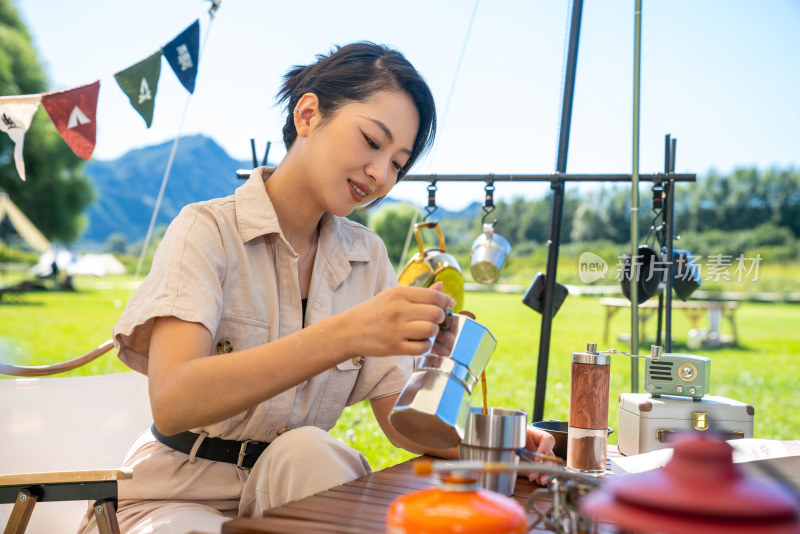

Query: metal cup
[470,223,511,284]
[389,314,497,450]
[459,407,527,495]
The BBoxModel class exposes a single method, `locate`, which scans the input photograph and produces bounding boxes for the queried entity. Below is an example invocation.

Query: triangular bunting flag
[0,94,42,181]
[41,81,100,160]
[163,20,200,94]
[114,51,162,127]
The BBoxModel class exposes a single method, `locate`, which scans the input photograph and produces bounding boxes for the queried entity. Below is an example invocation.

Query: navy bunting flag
[163,19,200,94]
[114,51,162,127]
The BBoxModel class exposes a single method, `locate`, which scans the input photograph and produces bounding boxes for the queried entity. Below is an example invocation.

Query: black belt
[151,424,270,469]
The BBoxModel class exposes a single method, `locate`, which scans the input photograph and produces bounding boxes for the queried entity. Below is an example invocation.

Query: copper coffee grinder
[567,342,610,477]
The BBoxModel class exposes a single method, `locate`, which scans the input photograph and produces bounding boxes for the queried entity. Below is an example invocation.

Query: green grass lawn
[1,275,798,471]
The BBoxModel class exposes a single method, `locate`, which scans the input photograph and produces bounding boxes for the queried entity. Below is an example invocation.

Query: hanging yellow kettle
[398,221,464,312]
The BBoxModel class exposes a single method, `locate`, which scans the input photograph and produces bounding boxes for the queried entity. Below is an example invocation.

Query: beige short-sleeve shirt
[114,167,413,443]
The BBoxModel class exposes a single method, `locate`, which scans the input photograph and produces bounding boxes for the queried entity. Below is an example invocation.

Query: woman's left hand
[523,426,557,486]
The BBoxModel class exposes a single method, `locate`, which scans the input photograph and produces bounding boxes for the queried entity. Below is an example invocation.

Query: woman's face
[303,90,420,217]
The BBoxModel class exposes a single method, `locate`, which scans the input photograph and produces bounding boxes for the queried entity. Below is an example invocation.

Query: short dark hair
[277,41,436,181]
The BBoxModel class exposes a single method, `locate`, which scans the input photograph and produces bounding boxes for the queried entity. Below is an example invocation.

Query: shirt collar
[235,167,282,242]
[235,167,372,265]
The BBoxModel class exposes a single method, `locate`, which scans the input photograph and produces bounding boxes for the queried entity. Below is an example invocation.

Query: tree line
[368,167,800,266]
[571,167,799,243]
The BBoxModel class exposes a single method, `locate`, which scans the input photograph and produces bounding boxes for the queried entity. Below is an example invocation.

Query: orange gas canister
[386,474,526,534]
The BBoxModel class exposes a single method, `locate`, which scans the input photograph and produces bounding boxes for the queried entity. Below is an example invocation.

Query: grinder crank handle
[601,345,663,361]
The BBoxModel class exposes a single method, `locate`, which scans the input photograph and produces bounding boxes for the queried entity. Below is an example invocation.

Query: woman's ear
[294,92,320,138]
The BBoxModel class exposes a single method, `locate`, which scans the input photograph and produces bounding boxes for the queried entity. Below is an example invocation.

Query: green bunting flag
[114,51,162,127]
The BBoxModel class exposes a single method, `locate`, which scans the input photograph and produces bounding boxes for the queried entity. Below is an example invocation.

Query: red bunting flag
[41,81,100,160]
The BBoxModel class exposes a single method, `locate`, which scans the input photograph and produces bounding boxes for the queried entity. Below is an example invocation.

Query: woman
[80,42,554,533]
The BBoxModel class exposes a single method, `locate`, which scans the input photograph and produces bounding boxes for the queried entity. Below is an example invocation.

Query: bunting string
[0,12,208,182]
[132,10,219,289]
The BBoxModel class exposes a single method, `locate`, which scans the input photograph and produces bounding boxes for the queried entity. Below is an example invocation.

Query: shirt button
[216,340,233,354]
[351,356,365,366]
[277,426,290,436]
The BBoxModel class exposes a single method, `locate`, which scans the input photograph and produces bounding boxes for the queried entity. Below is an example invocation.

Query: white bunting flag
[0,94,42,181]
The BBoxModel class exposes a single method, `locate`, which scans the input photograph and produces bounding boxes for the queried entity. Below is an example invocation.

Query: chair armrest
[0,340,114,377]
[0,469,132,486]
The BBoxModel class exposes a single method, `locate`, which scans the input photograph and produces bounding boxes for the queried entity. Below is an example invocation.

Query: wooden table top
[221,451,617,534]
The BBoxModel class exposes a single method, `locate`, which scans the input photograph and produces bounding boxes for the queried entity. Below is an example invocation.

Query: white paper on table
[611,439,800,487]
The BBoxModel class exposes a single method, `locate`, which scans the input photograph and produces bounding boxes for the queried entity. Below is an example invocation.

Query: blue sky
[15,0,800,209]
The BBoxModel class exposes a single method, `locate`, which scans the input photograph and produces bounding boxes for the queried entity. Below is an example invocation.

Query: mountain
[80,135,250,247]
[79,135,482,248]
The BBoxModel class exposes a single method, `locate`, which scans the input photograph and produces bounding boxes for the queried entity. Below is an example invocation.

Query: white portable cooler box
[618,393,754,456]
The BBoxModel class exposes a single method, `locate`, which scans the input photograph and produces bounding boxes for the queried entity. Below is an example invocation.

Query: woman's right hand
[341,283,454,358]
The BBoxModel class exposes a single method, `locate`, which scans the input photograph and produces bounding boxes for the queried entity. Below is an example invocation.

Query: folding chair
[0,341,152,534]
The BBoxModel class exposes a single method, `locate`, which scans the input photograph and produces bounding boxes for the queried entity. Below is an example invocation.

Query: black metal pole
[262,141,272,167]
[532,0,583,423]
[655,135,669,349]
[665,137,677,351]
[238,170,697,182]
[250,138,258,169]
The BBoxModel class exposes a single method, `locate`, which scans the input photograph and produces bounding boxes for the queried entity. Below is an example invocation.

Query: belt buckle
[237,440,256,469]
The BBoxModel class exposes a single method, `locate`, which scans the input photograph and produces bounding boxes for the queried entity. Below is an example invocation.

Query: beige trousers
[77,426,371,534]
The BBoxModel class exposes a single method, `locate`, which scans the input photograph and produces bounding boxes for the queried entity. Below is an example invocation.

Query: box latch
[692,411,709,431]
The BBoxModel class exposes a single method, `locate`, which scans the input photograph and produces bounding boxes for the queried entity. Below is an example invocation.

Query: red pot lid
[583,489,800,534]
[581,434,800,533]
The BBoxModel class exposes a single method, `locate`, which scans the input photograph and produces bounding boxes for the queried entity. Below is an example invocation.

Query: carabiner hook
[423,181,438,222]
[481,180,496,226]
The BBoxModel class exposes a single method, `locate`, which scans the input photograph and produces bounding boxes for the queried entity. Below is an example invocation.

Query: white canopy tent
[29,251,126,277]
[69,253,126,276]
[28,247,75,277]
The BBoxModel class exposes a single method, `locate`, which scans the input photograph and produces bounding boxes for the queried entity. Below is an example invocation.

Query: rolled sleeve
[114,203,227,374]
